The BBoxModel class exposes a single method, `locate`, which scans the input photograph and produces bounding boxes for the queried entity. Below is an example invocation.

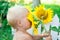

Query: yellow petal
[33,28,38,35]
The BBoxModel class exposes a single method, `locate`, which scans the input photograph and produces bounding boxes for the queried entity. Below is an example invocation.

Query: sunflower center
[40,13,48,20]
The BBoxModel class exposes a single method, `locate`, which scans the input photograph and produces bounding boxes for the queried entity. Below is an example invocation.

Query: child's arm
[32,34,49,40]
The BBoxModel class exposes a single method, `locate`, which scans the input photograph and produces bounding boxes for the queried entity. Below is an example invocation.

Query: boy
[7,5,51,40]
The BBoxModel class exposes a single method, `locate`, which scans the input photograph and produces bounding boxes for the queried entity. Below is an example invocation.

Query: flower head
[27,5,53,35]
[34,5,53,24]
[27,13,37,27]
[27,13,38,35]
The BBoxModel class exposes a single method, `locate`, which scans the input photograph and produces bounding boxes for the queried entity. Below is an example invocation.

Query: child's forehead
[8,5,29,17]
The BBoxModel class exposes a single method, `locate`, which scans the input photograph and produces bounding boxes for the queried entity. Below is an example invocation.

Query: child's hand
[32,33,49,40]
[41,32,50,37]
[46,35,52,40]
[43,31,52,40]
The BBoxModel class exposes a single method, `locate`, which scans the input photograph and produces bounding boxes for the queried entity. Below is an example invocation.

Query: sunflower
[27,13,38,35]
[27,13,39,27]
[27,5,53,35]
[34,5,53,24]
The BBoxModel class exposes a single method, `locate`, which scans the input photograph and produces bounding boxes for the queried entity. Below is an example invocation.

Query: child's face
[20,17,32,30]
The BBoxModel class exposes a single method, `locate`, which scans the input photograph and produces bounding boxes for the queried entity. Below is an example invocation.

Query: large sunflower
[27,13,38,35]
[27,5,53,35]
[34,5,53,24]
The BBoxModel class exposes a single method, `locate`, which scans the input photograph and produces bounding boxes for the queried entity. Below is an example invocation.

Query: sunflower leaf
[32,14,39,22]
[41,25,45,33]
[51,26,58,32]
[58,26,60,32]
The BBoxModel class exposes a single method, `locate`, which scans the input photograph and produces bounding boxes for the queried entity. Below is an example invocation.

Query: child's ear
[16,20,22,27]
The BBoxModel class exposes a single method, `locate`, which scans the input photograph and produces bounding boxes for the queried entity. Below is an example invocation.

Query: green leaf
[38,21,42,25]
[58,26,60,32]
[49,25,52,31]
[51,26,58,32]
[32,14,39,22]
[41,25,45,33]
[2,19,7,26]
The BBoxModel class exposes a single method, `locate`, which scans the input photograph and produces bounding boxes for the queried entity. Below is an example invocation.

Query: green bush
[0,0,13,40]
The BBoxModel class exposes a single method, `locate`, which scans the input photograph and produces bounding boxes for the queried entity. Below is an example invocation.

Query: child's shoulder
[13,31,33,40]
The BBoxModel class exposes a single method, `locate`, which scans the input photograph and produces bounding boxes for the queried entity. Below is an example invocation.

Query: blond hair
[7,5,29,26]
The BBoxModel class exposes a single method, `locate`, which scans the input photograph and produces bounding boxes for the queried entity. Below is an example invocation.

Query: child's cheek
[25,19,31,28]
[21,18,31,28]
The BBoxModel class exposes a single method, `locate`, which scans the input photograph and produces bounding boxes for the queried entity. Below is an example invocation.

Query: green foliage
[0,25,13,40]
[9,1,16,7]
[32,14,39,22]
[51,26,58,32]
[0,0,13,40]
[51,26,60,32]
[58,26,60,32]
[44,4,60,22]
[0,1,9,20]
[19,0,24,5]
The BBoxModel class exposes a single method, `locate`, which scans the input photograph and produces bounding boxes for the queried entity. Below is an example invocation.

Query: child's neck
[17,28,26,32]
[14,25,26,32]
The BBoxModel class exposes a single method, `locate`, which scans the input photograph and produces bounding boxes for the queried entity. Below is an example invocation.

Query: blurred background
[0,0,60,40]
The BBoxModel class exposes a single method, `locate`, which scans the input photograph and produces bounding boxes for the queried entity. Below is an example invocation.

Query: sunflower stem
[57,32,59,40]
